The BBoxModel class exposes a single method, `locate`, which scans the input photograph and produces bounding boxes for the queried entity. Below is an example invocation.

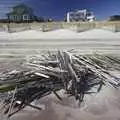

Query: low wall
[96,22,120,32]
[41,23,62,32]
[0,24,8,32]
[102,25,116,32]
[30,23,43,31]
[8,23,30,33]
[62,22,96,32]
[0,21,120,33]
[115,24,120,32]
[76,23,96,32]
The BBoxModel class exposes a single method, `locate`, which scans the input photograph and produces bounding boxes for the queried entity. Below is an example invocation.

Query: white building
[66,9,95,22]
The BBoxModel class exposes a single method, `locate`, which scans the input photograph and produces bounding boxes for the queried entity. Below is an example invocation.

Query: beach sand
[0,28,120,120]
[0,29,120,40]
[6,86,120,120]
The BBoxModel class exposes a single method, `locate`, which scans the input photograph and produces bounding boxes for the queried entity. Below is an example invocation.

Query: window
[87,12,92,17]
[23,15,29,20]
[13,15,17,21]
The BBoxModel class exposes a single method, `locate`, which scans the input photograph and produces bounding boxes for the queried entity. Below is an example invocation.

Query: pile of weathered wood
[0,51,120,118]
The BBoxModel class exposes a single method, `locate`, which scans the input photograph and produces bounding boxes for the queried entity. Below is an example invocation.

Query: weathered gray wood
[0,51,120,118]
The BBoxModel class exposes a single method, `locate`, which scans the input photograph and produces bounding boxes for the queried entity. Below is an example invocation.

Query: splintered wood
[0,51,120,118]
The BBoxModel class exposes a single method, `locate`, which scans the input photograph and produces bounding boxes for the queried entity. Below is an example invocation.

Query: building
[108,15,120,21]
[7,4,35,22]
[66,9,95,22]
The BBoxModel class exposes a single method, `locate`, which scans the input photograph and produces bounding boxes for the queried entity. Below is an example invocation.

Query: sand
[9,29,120,39]
[0,28,120,58]
[0,29,120,40]
[4,86,120,120]
[0,28,120,120]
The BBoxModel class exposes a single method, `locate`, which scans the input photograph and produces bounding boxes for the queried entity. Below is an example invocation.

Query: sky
[0,0,120,20]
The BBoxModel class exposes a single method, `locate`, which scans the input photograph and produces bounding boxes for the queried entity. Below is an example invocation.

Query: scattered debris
[0,51,120,118]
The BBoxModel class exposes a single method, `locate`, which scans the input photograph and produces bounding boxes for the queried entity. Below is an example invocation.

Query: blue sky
[0,0,120,20]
